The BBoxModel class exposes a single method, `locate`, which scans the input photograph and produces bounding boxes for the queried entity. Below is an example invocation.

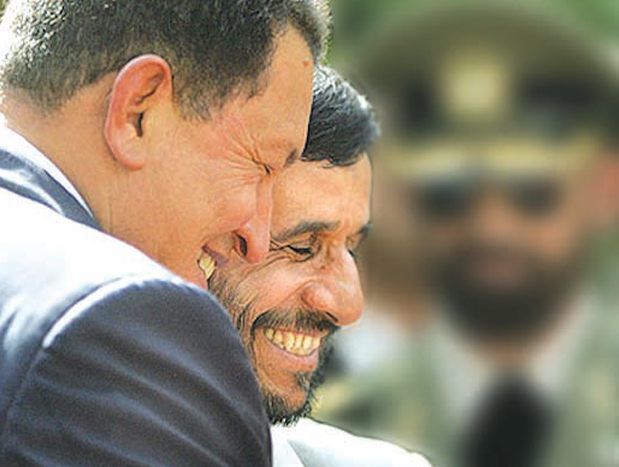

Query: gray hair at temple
[302,66,379,166]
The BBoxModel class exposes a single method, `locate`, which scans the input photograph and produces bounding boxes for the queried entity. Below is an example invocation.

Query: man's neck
[0,81,116,230]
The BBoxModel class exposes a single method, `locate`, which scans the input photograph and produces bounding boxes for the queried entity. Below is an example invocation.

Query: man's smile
[198,244,232,286]
[253,326,327,381]
[198,253,217,281]
[204,137,373,426]
[264,328,323,357]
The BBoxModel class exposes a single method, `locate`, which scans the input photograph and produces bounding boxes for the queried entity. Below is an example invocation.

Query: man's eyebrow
[273,220,340,243]
[284,149,299,168]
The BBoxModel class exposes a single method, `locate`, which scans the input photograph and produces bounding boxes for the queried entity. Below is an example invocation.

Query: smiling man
[0,1,328,466]
[209,67,431,467]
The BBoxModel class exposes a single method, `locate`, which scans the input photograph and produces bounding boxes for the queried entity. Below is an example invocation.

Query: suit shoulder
[1,277,271,466]
[0,186,175,396]
[274,418,432,467]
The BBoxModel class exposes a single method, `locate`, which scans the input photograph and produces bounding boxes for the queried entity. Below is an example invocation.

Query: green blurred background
[327,0,619,60]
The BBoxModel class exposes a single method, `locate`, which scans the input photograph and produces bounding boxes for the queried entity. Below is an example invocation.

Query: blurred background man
[315,3,619,467]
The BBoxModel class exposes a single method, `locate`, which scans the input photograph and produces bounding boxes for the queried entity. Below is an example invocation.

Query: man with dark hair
[300,67,377,167]
[0,0,328,465]
[208,66,430,467]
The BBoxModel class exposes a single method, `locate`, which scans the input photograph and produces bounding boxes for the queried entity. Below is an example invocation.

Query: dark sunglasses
[413,173,565,221]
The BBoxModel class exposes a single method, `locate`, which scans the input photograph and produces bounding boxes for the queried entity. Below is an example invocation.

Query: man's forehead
[275,157,372,196]
[271,160,372,235]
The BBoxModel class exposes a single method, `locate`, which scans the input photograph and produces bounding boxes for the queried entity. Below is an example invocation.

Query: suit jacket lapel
[0,148,100,230]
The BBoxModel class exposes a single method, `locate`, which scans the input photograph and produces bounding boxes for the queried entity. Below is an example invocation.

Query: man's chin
[262,387,314,427]
[259,365,328,426]
[254,333,333,426]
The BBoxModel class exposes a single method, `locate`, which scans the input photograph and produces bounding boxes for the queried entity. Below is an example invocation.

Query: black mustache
[252,309,339,336]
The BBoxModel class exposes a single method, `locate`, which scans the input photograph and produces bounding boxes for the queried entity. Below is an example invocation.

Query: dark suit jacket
[0,143,272,466]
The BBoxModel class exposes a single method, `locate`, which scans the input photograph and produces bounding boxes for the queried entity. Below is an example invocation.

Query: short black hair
[0,0,330,115]
[303,66,379,167]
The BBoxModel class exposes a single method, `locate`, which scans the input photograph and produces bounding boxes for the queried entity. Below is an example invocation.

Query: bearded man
[210,66,432,467]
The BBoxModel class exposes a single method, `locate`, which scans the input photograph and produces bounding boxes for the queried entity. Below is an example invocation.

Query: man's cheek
[248,263,308,303]
[211,182,261,232]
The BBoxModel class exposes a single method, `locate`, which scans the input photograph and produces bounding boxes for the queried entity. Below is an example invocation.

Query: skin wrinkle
[271,222,371,262]
[273,221,340,244]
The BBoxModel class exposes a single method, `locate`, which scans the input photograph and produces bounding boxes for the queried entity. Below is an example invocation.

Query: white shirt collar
[271,425,306,467]
[0,125,93,216]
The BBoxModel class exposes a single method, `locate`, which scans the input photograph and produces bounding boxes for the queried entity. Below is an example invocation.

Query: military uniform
[316,3,619,467]
[315,290,619,467]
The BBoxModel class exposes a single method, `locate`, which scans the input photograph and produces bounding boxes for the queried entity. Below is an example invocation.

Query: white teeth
[198,253,216,281]
[284,333,295,352]
[263,328,322,356]
[274,331,284,346]
[303,336,313,351]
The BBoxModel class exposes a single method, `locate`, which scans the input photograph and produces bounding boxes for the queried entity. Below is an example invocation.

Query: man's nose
[469,193,520,241]
[234,179,274,263]
[300,249,364,327]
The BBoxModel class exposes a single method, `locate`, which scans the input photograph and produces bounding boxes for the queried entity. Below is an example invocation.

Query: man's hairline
[159,23,320,122]
[207,24,320,114]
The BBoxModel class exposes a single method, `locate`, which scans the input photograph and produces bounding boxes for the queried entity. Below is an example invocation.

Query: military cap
[358,1,619,179]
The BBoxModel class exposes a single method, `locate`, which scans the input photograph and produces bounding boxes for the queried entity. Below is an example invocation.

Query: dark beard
[209,273,336,426]
[429,241,585,344]
[262,342,333,426]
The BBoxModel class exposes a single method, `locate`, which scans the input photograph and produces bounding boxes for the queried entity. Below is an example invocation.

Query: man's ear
[590,153,619,229]
[104,54,173,170]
